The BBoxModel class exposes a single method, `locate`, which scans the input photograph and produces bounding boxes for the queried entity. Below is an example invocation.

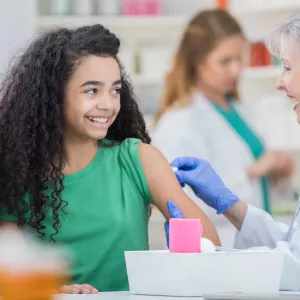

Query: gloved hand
[171,157,239,214]
[164,200,184,248]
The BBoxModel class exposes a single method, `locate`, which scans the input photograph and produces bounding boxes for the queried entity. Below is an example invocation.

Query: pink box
[122,0,161,16]
[147,0,161,15]
[169,219,202,253]
[122,0,137,15]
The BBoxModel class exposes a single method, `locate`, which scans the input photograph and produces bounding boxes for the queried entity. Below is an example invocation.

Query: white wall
[0,0,36,74]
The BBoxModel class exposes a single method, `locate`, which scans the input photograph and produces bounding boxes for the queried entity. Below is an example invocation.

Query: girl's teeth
[88,117,108,123]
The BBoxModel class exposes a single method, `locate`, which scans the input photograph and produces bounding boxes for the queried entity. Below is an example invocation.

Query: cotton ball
[201,238,216,253]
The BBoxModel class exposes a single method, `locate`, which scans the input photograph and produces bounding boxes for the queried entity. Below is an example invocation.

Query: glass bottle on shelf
[97,0,121,15]
[52,0,72,15]
[73,0,95,15]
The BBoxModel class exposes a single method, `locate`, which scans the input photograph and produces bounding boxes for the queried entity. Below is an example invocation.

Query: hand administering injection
[164,157,248,247]
[168,157,248,231]
[171,157,239,214]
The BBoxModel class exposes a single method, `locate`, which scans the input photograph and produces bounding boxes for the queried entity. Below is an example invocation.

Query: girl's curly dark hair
[0,25,151,241]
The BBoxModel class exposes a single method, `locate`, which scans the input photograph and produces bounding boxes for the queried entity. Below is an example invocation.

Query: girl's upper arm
[138,143,221,246]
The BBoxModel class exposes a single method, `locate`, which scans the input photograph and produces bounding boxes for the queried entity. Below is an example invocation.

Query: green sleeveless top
[0,138,152,291]
[212,101,270,213]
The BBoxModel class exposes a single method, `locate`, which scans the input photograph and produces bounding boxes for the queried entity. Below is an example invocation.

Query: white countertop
[55,291,300,299]
[56,292,204,300]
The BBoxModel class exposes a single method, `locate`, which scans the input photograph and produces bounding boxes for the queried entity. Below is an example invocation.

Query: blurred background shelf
[231,1,300,15]
[37,15,187,30]
[244,66,281,79]
[130,66,282,87]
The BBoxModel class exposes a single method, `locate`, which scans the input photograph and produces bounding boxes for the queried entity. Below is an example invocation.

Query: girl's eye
[112,88,121,95]
[86,89,97,95]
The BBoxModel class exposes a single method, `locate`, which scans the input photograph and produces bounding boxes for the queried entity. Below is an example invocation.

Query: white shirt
[235,205,300,291]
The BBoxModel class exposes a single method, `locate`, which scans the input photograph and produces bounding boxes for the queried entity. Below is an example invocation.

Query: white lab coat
[235,205,300,291]
[152,92,292,246]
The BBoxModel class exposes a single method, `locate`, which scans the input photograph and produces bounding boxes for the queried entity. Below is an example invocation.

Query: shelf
[243,66,281,79]
[129,67,281,87]
[36,12,296,42]
[37,15,187,30]
[231,2,300,15]
[38,2,300,29]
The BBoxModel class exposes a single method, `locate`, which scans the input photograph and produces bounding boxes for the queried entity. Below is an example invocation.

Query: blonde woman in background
[152,9,294,246]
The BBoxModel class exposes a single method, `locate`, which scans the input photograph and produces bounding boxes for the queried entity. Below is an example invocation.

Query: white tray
[125,250,284,297]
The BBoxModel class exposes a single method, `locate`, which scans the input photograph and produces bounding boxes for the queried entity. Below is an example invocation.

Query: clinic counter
[55,291,300,299]
[56,292,204,300]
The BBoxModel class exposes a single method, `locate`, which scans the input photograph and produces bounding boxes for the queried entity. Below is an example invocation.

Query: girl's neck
[63,134,99,176]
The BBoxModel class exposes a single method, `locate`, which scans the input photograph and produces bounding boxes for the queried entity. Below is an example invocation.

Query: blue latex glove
[164,200,184,248]
[171,157,239,214]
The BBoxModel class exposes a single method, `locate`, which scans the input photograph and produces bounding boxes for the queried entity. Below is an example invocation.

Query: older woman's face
[276,37,300,123]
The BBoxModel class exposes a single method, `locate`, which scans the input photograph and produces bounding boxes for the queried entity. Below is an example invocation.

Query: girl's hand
[59,284,98,294]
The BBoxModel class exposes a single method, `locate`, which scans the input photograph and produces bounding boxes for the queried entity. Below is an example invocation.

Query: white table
[55,291,300,299]
[56,292,204,300]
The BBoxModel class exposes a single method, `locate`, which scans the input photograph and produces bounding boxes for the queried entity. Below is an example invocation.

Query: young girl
[0,25,220,294]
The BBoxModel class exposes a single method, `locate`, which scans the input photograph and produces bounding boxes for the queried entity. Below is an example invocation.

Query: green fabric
[0,138,152,291]
[212,101,270,213]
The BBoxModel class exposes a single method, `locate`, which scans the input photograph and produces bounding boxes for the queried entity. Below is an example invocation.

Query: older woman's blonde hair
[154,9,245,124]
[266,13,300,57]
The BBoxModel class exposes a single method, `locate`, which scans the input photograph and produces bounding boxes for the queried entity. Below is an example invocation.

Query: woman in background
[152,9,293,246]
